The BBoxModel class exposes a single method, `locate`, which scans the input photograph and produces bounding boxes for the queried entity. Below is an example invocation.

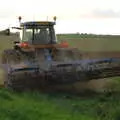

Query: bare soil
[82,51,120,59]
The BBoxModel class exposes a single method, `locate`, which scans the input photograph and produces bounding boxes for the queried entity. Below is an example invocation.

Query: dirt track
[82,51,120,59]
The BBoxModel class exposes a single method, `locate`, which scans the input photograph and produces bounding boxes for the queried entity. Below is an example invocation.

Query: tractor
[1,17,120,91]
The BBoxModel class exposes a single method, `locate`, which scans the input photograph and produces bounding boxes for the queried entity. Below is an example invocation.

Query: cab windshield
[22,29,32,42]
[21,26,56,44]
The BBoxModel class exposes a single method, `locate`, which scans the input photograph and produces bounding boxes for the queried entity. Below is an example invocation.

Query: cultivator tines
[2,57,120,91]
[44,58,120,84]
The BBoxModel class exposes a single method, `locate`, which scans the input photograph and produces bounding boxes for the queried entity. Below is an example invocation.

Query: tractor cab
[13,19,69,61]
[20,21,57,45]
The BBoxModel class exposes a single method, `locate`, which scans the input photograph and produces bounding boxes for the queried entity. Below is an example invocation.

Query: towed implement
[1,17,120,91]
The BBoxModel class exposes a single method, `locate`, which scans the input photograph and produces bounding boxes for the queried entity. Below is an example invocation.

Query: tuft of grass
[0,89,13,101]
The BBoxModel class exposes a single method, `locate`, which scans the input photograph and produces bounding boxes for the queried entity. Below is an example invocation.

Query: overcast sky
[0,0,120,34]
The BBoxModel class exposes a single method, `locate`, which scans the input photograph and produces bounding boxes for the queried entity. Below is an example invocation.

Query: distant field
[57,34,120,52]
[0,34,18,56]
[0,33,120,52]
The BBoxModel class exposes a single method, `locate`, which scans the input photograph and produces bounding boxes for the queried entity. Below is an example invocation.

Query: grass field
[57,34,120,52]
[1,88,120,120]
[0,89,96,120]
[0,33,120,120]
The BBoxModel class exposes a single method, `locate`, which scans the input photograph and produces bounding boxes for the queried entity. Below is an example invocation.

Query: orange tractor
[1,17,120,91]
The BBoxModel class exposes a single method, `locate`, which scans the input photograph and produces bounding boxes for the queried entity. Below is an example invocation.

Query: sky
[0,0,120,34]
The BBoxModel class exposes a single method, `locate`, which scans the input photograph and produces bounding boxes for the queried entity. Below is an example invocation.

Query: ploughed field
[57,34,120,59]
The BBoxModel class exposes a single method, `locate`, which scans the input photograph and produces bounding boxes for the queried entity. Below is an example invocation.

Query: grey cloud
[92,9,120,18]
[0,10,16,18]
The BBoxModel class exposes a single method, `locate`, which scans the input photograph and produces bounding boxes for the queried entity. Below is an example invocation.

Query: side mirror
[14,41,20,44]
[5,29,10,36]
[53,16,57,22]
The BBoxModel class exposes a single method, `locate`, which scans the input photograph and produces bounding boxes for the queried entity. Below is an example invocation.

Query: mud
[0,68,5,85]
[50,79,111,93]
[82,51,120,59]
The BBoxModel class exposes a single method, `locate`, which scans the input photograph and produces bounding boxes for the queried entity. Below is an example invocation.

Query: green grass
[1,88,120,120]
[0,89,96,120]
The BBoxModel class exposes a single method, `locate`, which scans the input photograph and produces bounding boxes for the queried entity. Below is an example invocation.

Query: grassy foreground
[1,88,120,120]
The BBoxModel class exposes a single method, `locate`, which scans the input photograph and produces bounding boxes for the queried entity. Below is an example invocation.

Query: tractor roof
[21,21,55,27]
